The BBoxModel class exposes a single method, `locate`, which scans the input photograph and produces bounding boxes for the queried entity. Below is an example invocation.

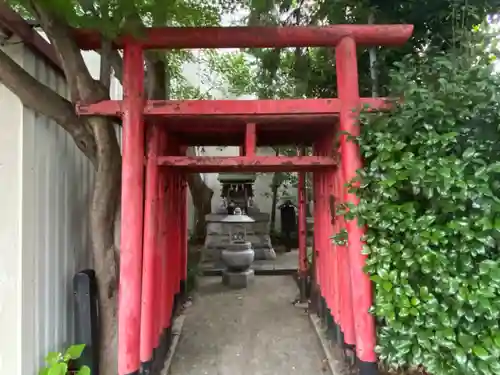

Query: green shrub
[39,344,90,375]
[335,48,500,375]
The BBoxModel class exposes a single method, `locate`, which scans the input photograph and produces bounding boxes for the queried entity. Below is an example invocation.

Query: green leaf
[382,281,393,292]
[64,344,86,360]
[77,366,91,375]
[472,345,490,360]
[454,347,468,366]
[463,147,476,159]
[45,352,61,367]
[493,333,500,348]
[48,363,67,375]
[488,162,500,173]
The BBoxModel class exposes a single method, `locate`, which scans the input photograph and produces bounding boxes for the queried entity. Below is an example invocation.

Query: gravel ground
[169,275,327,375]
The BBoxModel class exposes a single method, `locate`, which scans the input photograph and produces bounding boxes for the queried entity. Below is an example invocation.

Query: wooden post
[312,143,324,319]
[298,147,307,302]
[316,140,330,327]
[157,129,167,340]
[173,169,181,296]
[163,140,175,329]
[179,146,188,296]
[336,36,377,375]
[140,122,160,369]
[119,42,145,375]
[245,122,256,157]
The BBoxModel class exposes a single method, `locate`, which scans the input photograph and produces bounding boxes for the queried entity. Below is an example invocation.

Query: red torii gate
[73,24,413,375]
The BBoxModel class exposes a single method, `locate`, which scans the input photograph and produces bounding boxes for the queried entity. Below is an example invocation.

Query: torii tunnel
[73,23,413,375]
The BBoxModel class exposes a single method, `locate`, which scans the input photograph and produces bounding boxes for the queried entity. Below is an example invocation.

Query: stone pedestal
[222,269,255,289]
[204,212,276,263]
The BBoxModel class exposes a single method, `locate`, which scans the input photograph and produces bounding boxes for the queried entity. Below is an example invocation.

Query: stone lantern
[220,207,255,288]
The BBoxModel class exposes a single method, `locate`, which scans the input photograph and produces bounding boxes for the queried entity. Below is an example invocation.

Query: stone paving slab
[168,275,327,375]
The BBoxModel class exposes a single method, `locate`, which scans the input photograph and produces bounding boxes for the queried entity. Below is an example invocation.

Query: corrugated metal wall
[0,42,24,375]
[20,47,95,375]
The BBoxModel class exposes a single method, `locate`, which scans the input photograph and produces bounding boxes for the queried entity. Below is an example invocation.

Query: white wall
[0,40,94,375]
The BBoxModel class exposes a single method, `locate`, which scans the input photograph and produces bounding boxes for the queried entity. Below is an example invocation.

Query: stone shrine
[204,173,276,262]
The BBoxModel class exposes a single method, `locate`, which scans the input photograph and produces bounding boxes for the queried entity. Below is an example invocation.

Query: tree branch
[28,1,107,103]
[0,47,97,164]
[107,49,123,83]
[99,39,112,89]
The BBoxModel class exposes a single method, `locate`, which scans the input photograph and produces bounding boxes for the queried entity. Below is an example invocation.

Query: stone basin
[221,241,255,272]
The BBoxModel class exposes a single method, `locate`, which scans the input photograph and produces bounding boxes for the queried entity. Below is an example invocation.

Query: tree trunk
[187,171,214,243]
[368,12,379,97]
[87,117,122,375]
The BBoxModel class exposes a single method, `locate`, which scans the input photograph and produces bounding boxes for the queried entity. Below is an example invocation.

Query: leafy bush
[39,344,90,375]
[335,48,500,375]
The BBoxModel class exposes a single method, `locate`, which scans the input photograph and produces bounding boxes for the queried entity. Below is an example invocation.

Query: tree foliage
[335,40,500,375]
[228,0,500,98]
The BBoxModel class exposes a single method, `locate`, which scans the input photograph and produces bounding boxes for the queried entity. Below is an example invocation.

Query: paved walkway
[169,275,326,375]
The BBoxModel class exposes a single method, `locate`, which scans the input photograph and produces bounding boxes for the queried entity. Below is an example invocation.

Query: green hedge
[335,49,500,375]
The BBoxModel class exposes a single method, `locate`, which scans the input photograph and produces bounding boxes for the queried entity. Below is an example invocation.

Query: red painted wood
[171,171,178,297]
[118,43,145,375]
[157,156,336,172]
[72,24,413,50]
[157,129,167,338]
[76,98,390,117]
[321,171,330,306]
[331,171,340,324]
[315,138,331,308]
[320,138,334,318]
[336,36,376,362]
[163,167,174,329]
[173,170,181,295]
[180,173,188,283]
[140,123,160,362]
[297,148,307,278]
[335,167,355,346]
[172,142,181,296]
[312,144,322,290]
[245,123,256,157]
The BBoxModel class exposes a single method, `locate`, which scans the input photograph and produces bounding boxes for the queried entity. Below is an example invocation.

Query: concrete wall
[0,40,94,375]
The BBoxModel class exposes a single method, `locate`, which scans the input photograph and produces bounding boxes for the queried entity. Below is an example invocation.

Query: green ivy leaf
[472,345,490,360]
